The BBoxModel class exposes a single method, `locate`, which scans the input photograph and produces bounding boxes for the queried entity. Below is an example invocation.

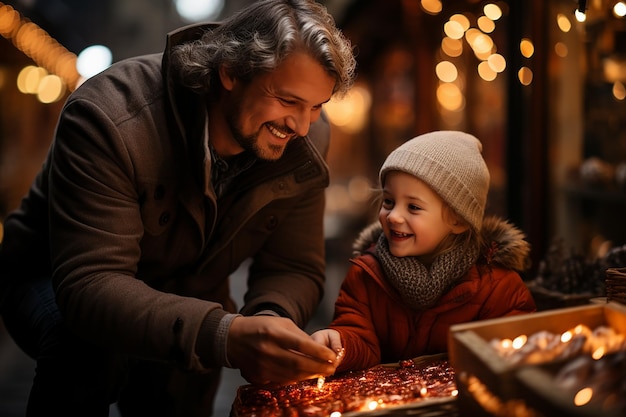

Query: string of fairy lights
[0,0,225,104]
[0,2,79,103]
[1,1,625,107]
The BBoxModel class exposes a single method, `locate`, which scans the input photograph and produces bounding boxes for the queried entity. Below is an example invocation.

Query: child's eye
[381,198,394,209]
[409,204,422,211]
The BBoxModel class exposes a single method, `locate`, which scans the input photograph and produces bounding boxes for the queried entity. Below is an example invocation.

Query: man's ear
[219,65,236,91]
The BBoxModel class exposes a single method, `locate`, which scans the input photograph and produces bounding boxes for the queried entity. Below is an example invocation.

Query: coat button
[266,215,278,230]
[154,185,165,200]
[159,212,170,225]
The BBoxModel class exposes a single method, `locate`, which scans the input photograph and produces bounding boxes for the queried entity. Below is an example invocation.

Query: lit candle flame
[512,335,527,349]
[500,338,512,349]
[592,346,605,360]
[561,330,573,343]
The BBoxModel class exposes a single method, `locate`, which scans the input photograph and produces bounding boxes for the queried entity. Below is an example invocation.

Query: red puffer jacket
[330,216,537,372]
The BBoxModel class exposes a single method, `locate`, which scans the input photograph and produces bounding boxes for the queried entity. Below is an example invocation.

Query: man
[0,0,356,415]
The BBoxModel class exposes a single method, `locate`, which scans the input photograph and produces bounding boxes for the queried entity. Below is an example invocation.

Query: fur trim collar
[352,215,531,272]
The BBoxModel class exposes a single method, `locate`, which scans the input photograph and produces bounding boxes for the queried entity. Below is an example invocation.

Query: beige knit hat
[379,131,490,232]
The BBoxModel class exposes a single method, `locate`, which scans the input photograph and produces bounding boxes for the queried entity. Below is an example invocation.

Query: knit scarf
[375,233,479,310]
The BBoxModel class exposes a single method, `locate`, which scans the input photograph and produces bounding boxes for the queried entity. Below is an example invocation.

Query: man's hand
[227,316,338,385]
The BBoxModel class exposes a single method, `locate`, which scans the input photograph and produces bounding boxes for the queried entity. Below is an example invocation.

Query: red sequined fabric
[232,359,456,416]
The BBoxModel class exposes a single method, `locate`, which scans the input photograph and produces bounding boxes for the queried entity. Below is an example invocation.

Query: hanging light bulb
[574,0,587,22]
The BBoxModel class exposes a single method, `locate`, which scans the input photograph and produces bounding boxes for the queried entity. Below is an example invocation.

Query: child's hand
[311,329,343,360]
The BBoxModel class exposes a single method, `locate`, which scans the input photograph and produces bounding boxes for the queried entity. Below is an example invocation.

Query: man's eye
[279,98,296,105]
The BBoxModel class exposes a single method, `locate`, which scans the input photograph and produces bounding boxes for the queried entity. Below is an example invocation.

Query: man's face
[221,52,336,161]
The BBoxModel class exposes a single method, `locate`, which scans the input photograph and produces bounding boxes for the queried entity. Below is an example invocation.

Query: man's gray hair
[171,0,356,97]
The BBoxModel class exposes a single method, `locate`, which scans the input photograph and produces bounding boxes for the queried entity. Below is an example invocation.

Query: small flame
[592,346,605,360]
[561,331,573,343]
[512,335,527,349]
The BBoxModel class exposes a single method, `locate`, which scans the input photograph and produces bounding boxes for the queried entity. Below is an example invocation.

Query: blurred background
[1,0,626,415]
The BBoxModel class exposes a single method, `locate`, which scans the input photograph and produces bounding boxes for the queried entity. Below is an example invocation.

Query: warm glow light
[614,2,626,17]
[0,3,79,92]
[554,42,568,57]
[37,74,65,103]
[591,346,605,360]
[500,338,513,349]
[512,335,527,349]
[470,33,494,54]
[575,9,586,22]
[367,400,378,410]
[614,81,626,100]
[436,83,464,111]
[450,14,470,31]
[520,39,535,58]
[487,53,506,72]
[436,61,458,82]
[420,0,442,15]
[465,28,481,45]
[561,331,573,343]
[441,37,463,57]
[330,412,342,417]
[477,16,495,33]
[444,20,465,39]
[574,387,593,406]
[324,85,371,134]
[478,61,497,81]
[483,4,502,20]
[557,14,572,32]
[17,65,47,94]
[603,57,626,82]
[518,67,533,85]
[420,387,428,395]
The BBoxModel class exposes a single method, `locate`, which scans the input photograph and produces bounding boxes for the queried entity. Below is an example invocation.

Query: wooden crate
[448,302,626,417]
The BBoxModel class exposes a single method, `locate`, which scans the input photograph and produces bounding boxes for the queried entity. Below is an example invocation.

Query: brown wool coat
[330,217,537,372]
[0,23,330,372]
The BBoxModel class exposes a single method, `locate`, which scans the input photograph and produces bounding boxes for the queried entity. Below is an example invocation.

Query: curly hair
[170,0,356,97]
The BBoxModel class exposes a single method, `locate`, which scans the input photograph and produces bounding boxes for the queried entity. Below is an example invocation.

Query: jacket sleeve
[328,263,383,372]
[479,269,537,319]
[240,185,327,327]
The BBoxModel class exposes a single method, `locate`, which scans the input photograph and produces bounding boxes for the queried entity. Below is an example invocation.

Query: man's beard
[227,116,287,162]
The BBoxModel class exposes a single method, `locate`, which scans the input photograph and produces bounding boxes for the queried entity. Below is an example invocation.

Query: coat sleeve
[328,263,383,372]
[479,269,537,319]
[240,185,327,327]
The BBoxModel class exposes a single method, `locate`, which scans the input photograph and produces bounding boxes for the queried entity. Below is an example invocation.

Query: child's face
[378,171,464,260]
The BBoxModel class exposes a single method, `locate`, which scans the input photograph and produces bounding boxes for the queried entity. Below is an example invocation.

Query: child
[312,131,536,372]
